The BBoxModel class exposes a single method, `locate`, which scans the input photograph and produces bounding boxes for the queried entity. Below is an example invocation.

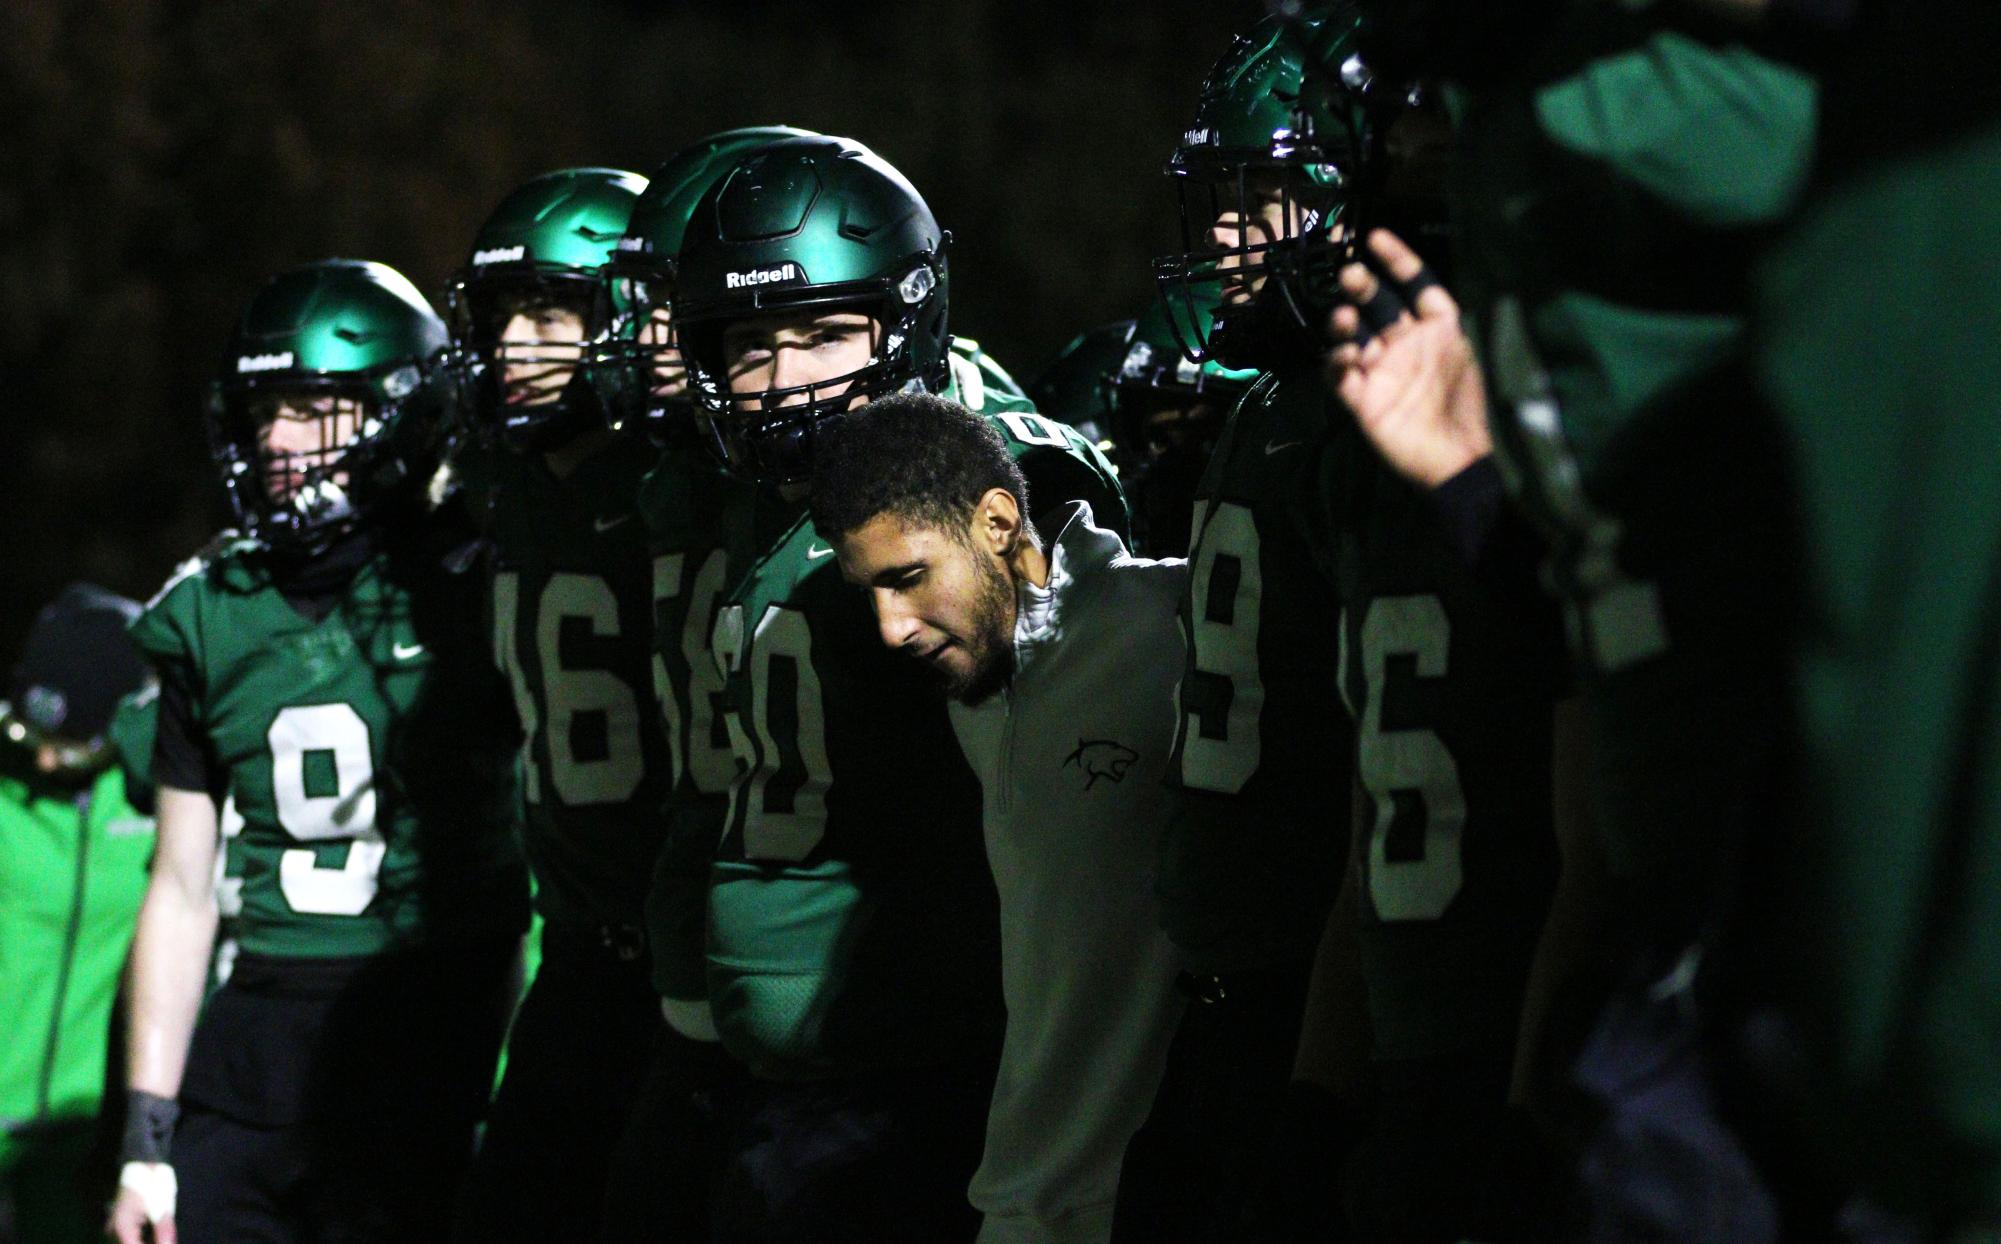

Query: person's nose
[262,416,312,455]
[874,591,925,652]
[766,345,816,408]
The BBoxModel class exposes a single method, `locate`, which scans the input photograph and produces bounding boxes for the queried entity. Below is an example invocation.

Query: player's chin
[942,646,1008,706]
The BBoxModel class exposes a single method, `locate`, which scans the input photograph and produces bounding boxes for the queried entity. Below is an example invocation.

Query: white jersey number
[536,573,645,805]
[1179,501,1265,793]
[269,703,385,916]
[653,549,736,795]
[719,605,831,863]
[495,571,647,807]
[1351,595,1465,922]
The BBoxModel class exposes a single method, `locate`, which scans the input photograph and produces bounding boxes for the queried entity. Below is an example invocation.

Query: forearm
[125,786,221,1098]
[125,879,219,1097]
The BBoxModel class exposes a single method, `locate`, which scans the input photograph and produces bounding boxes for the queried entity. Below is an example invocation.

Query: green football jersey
[1451,17,1815,903]
[1163,367,1351,976]
[132,528,529,959]
[702,349,1126,1079]
[1312,422,1563,1063]
[636,434,792,1003]
[483,436,674,941]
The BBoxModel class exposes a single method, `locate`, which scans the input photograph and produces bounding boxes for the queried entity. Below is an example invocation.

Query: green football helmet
[1155,4,1373,371]
[590,126,817,440]
[444,167,646,450]
[1111,296,1257,456]
[1025,320,1132,452]
[207,259,451,553]
[1117,298,1255,556]
[674,134,951,484]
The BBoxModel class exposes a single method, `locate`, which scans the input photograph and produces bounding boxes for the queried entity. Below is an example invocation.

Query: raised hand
[1325,229,1491,490]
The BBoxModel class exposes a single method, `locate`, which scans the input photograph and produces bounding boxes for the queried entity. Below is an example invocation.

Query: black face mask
[1208,273,1338,373]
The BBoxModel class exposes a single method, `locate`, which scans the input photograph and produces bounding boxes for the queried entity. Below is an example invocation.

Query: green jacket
[0,695,157,1132]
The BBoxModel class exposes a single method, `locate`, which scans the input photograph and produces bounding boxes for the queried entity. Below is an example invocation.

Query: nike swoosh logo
[1265,439,1304,455]
[392,642,426,660]
[594,515,632,533]
[805,544,837,561]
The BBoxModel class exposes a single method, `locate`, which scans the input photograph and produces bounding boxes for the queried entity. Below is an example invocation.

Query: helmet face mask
[444,167,647,454]
[211,373,422,553]
[588,260,687,440]
[208,260,448,556]
[447,266,611,451]
[1156,156,1351,370]
[671,135,951,487]
[1111,297,1255,465]
[681,265,944,486]
[1155,7,1379,373]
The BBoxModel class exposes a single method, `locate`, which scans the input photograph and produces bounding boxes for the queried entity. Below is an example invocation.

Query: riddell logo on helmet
[237,352,295,373]
[472,245,527,266]
[725,263,803,290]
[1183,126,1215,148]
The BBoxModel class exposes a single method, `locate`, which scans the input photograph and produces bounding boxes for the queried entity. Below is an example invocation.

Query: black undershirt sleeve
[151,667,224,801]
[1429,455,1572,695]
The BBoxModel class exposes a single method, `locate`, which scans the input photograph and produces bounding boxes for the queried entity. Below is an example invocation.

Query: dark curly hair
[807,393,1032,545]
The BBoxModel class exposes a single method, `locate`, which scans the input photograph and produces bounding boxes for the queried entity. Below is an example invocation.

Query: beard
[943,550,1017,706]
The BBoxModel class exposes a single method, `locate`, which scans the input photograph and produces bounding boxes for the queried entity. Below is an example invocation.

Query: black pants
[174,941,517,1244]
[175,1105,476,1244]
[599,1023,749,1243]
[450,923,661,1244]
[709,1060,995,1244]
[1110,964,1312,1244]
[1340,1053,1548,1243]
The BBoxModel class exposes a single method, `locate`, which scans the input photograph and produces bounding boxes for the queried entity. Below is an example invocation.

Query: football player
[1110,15,1359,1238]
[1325,4,1825,1236]
[1029,299,1252,558]
[109,260,530,1244]
[665,132,1125,1240]
[441,167,680,1243]
[1120,10,1577,1241]
[586,125,811,1237]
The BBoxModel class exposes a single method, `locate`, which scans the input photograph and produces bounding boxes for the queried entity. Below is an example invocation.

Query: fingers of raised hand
[1365,229,1456,321]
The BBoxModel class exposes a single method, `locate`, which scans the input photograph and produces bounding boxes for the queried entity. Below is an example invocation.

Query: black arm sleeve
[151,668,223,801]
[1429,455,1511,571]
[1430,456,1571,694]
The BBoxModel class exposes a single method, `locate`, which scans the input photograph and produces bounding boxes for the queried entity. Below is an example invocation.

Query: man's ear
[974,487,1025,556]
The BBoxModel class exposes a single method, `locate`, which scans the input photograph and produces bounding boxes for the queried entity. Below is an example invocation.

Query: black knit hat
[7,583,149,743]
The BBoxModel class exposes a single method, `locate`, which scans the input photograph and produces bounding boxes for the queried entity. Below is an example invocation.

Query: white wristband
[119,1160,177,1223]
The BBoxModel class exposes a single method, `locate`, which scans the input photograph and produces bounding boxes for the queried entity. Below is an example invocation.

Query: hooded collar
[1012,501,1124,673]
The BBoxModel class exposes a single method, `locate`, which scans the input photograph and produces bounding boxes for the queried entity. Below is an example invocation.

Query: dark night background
[0,0,1258,659]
